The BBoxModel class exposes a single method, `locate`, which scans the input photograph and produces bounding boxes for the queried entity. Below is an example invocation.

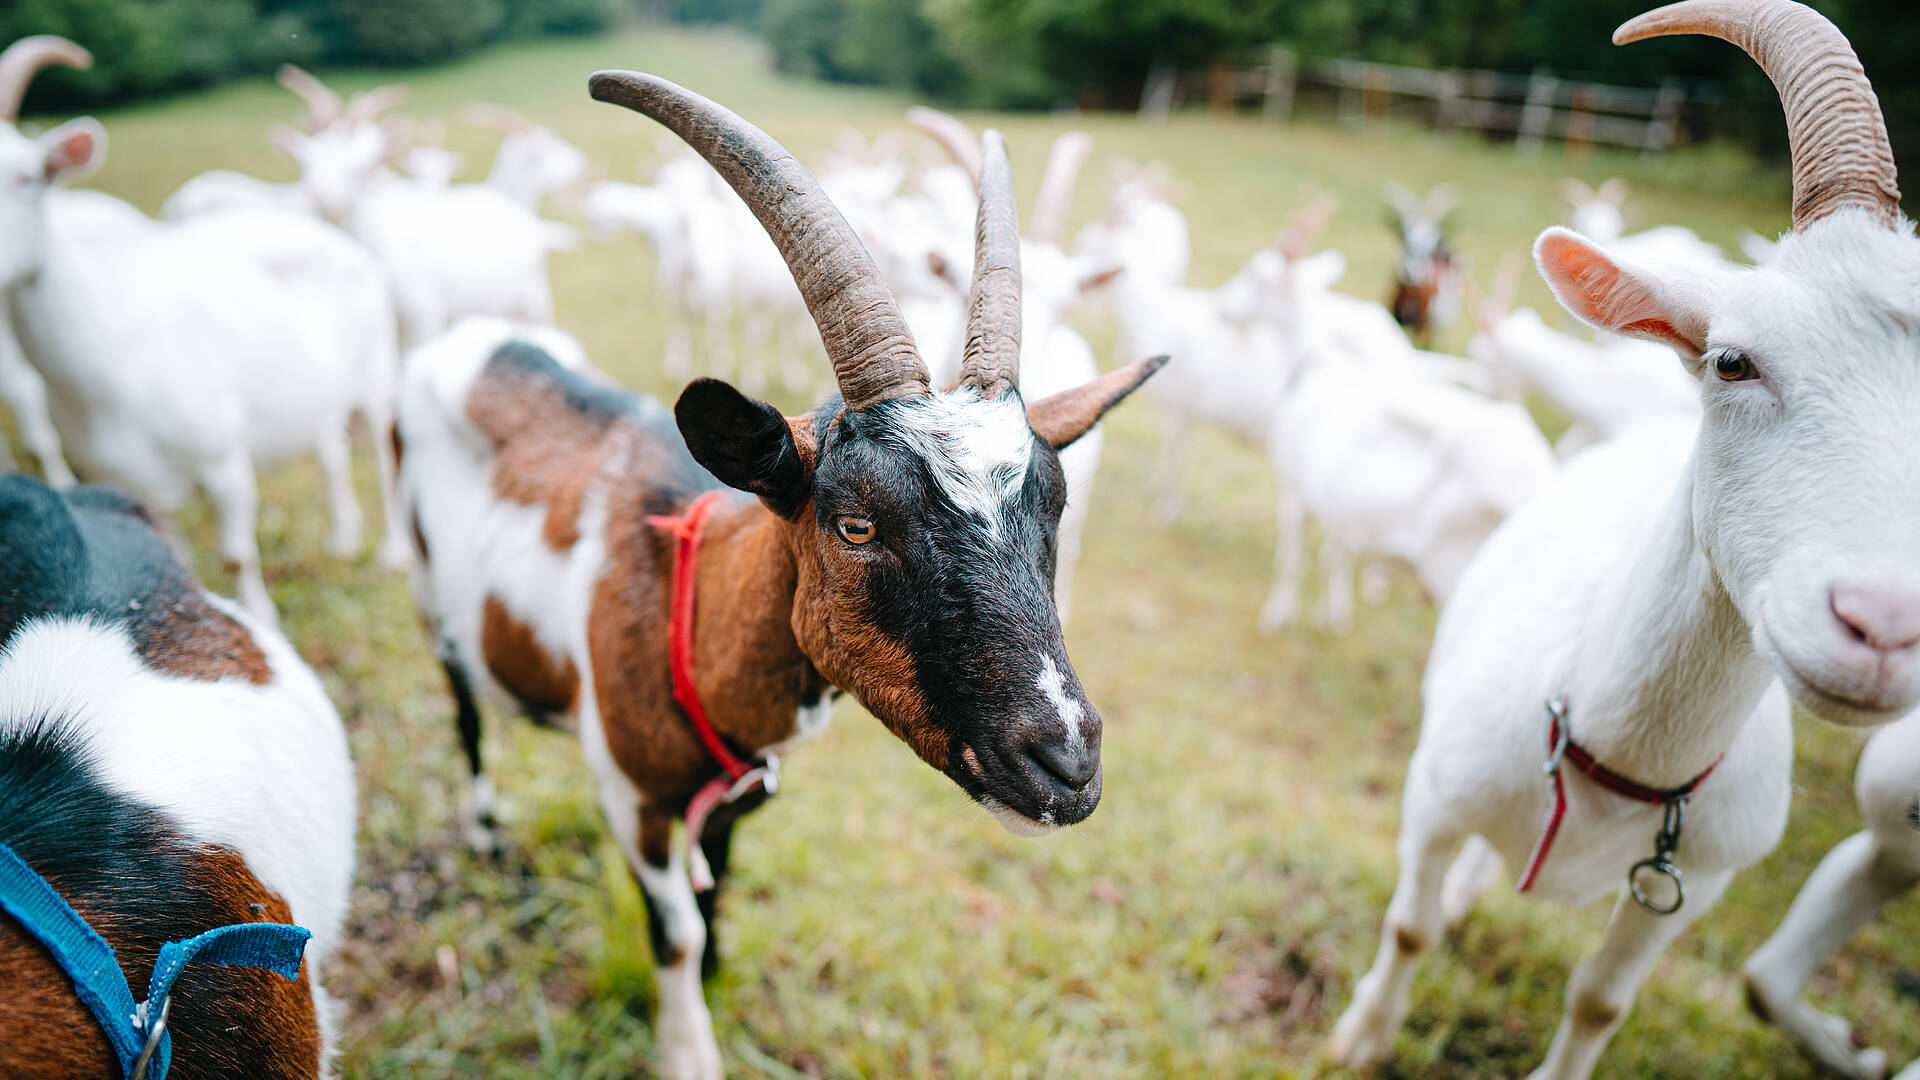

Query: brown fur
[1026,356,1168,452]
[482,595,578,714]
[467,360,624,551]
[589,485,830,810]
[0,847,319,1080]
[126,579,272,686]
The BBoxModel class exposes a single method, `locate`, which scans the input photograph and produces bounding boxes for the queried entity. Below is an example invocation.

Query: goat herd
[2,1,1919,1078]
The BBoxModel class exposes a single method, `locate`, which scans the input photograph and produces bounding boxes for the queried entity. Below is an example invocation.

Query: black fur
[0,476,195,653]
[674,379,808,516]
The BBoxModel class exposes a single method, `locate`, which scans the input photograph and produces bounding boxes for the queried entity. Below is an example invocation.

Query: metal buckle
[129,994,172,1080]
[1629,795,1690,915]
[1544,694,1571,776]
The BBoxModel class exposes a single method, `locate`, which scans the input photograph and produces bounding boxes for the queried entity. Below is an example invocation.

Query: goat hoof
[377,537,414,571]
[1257,601,1295,636]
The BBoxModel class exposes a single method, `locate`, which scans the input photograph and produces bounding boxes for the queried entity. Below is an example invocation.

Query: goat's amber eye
[1712,349,1758,382]
[837,516,876,545]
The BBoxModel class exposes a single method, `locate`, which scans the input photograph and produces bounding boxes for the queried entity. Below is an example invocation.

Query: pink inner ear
[45,130,95,179]
[1539,231,1695,353]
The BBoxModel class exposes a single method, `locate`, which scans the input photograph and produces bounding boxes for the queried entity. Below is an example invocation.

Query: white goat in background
[1468,256,1699,454]
[464,104,590,213]
[1331,6,1920,1079]
[161,65,405,221]
[1562,174,1741,276]
[1743,711,1920,1080]
[3,49,406,621]
[0,37,84,487]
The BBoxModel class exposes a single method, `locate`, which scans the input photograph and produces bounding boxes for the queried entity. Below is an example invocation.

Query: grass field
[16,21,1920,1079]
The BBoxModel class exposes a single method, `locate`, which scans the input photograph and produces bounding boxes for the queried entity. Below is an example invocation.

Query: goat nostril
[1830,584,1920,654]
[1024,739,1097,792]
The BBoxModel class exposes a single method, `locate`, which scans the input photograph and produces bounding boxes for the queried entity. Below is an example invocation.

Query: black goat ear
[674,379,811,514]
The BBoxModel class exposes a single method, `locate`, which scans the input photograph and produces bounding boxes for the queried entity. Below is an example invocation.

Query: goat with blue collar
[0,475,356,1078]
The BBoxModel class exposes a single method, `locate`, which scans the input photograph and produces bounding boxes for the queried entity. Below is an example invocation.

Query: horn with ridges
[1615,0,1900,231]
[591,71,930,410]
[957,130,1022,400]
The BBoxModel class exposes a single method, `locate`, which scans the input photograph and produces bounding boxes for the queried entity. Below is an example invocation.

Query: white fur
[1034,653,1085,755]
[885,386,1033,534]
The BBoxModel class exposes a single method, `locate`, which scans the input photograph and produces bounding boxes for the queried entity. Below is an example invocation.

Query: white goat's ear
[268,122,302,160]
[39,119,105,184]
[1534,226,1713,359]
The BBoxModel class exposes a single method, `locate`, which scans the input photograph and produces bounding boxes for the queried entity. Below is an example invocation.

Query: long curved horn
[957,130,1022,400]
[1029,130,1090,246]
[1616,0,1899,231]
[591,70,929,409]
[275,64,341,132]
[0,36,92,125]
[345,84,408,127]
[907,105,980,186]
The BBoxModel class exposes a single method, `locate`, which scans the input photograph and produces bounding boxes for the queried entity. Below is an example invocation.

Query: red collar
[1516,694,1721,914]
[647,489,778,892]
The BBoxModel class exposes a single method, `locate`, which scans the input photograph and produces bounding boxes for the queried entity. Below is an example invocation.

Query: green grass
[16,22,1918,1079]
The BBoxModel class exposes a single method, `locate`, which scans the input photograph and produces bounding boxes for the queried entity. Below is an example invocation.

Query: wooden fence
[1141,46,1693,157]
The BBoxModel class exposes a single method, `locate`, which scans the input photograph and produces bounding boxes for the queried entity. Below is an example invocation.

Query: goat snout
[1830,583,1920,656]
[1776,580,1920,724]
[1022,728,1100,793]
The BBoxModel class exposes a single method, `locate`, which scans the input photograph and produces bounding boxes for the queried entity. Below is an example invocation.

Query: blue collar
[0,839,312,1080]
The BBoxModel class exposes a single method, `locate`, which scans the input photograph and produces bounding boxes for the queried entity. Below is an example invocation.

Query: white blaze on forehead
[1035,652,1085,753]
[887,386,1033,532]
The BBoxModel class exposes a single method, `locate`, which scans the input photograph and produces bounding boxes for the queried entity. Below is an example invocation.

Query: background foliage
[747,0,1920,166]
[1,0,626,108]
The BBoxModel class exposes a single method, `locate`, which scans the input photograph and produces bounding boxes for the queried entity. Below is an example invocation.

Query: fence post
[1263,45,1297,124]
[1517,68,1558,155]
[1140,57,1176,121]
[1644,80,1685,155]
[1435,69,1465,131]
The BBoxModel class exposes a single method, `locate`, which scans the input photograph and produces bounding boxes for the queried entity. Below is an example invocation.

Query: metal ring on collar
[1628,857,1685,915]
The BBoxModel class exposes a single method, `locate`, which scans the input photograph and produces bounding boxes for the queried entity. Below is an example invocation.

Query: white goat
[1262,358,1555,633]
[465,104,589,213]
[1743,710,1920,1080]
[1563,174,1741,276]
[1331,6,1920,1079]
[1471,303,1700,455]
[2,70,406,621]
[256,68,572,347]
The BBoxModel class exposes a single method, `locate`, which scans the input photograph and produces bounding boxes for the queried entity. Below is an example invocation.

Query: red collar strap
[1515,694,1722,915]
[646,489,778,892]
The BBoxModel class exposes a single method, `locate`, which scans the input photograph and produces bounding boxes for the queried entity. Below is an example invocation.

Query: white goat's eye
[837,516,876,545]
[1711,349,1758,383]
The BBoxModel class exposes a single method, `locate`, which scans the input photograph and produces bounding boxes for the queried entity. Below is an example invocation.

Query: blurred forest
[8,0,1919,167]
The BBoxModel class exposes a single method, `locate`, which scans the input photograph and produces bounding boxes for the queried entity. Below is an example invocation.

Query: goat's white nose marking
[1035,653,1084,753]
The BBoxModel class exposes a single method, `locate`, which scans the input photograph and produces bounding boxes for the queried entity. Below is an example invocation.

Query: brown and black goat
[393,72,1165,1080]
[1384,182,1463,345]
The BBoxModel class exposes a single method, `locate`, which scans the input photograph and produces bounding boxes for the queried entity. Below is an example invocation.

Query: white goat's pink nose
[1830,584,1920,654]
